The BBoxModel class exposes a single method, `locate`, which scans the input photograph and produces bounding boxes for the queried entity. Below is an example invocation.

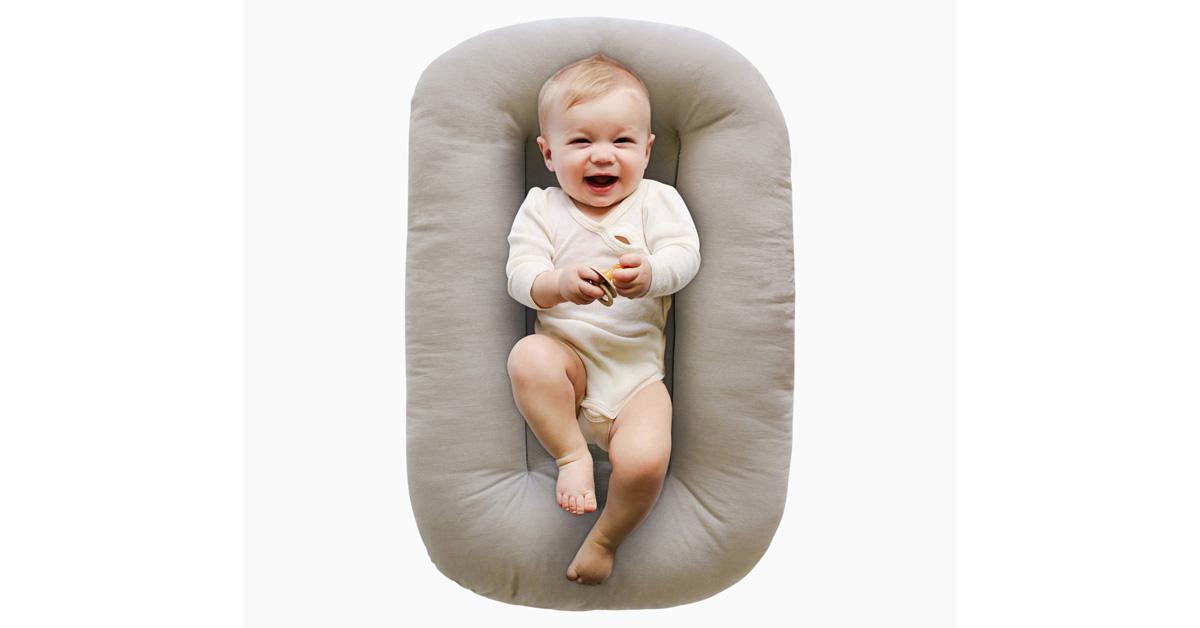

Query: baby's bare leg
[506,334,597,515]
[567,380,672,585]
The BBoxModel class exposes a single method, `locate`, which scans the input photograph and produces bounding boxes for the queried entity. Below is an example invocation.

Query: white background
[2,1,1197,627]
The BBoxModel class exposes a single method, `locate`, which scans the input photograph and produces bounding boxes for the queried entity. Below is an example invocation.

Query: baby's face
[537,88,655,215]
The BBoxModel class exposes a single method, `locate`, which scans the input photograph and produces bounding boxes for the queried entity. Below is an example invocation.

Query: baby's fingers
[574,280,601,302]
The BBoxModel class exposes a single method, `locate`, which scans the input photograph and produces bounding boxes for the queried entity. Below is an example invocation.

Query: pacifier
[586,263,623,307]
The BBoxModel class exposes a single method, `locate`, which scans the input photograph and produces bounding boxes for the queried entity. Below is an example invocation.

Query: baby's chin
[573,188,627,209]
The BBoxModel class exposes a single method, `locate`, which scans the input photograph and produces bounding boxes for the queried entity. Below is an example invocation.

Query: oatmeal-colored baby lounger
[406,17,794,610]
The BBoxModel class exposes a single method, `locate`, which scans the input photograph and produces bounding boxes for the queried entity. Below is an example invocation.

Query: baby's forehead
[559,117,644,133]
[551,95,650,130]
[553,86,647,111]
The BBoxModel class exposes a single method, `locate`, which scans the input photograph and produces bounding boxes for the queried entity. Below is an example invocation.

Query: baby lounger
[406,17,794,610]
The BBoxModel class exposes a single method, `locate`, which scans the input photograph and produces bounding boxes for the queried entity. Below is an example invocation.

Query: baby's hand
[557,266,607,305]
[611,254,652,299]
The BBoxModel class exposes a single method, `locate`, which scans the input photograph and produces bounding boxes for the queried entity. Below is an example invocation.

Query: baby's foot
[555,446,597,515]
[566,529,616,585]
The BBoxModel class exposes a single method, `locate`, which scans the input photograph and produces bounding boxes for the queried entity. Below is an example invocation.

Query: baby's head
[536,53,655,214]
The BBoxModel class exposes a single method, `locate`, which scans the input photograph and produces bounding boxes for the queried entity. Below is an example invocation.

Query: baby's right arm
[506,188,604,309]
[506,188,557,310]
[534,268,607,307]
[529,270,562,308]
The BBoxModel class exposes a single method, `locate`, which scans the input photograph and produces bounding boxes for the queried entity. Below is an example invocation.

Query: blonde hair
[537,53,651,139]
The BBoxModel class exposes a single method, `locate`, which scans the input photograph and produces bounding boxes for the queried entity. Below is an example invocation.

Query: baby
[504,53,702,585]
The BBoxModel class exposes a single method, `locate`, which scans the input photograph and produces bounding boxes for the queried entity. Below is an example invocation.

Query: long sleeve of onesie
[505,187,555,311]
[642,183,702,300]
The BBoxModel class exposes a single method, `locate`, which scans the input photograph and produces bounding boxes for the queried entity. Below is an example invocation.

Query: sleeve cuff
[509,263,555,310]
[644,253,671,300]
[642,244,701,300]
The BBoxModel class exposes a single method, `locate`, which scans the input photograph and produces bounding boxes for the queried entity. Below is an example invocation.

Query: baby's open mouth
[585,175,619,188]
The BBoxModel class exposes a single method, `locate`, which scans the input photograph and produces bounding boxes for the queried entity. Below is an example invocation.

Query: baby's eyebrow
[568,126,638,135]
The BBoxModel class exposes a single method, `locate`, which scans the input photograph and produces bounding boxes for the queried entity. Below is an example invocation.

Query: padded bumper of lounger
[406,17,793,610]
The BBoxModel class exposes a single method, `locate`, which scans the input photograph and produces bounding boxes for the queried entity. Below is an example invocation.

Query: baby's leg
[567,380,672,585]
[506,334,597,515]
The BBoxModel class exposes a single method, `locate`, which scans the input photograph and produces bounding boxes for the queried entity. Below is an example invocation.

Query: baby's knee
[612,444,671,483]
[506,335,562,384]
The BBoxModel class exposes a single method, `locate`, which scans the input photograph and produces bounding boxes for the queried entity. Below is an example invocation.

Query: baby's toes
[583,491,597,513]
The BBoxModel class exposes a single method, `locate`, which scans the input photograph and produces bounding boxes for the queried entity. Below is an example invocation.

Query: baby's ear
[536,136,554,171]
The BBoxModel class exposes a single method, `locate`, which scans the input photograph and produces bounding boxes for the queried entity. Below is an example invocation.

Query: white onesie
[505,178,702,450]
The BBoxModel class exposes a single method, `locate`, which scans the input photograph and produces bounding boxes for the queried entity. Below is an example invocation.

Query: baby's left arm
[633,184,702,300]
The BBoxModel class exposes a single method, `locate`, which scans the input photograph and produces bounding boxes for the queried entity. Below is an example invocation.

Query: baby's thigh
[506,333,587,405]
[607,381,672,472]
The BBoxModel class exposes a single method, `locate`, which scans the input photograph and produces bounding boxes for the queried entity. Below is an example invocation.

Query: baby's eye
[617,137,633,143]
[570,138,589,144]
